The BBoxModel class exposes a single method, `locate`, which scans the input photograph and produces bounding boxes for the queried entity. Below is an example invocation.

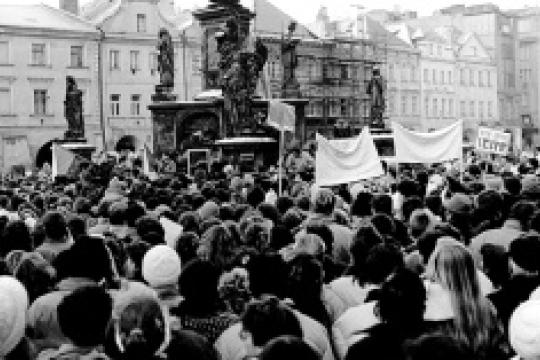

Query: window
[137,14,146,33]
[389,94,395,114]
[70,46,83,67]
[469,101,475,117]
[31,44,46,66]
[523,93,529,107]
[448,71,452,85]
[110,94,120,116]
[339,99,348,117]
[441,99,446,117]
[322,63,328,79]
[0,88,10,114]
[110,50,120,70]
[424,97,429,117]
[412,95,418,115]
[488,101,493,117]
[433,98,438,117]
[131,94,141,116]
[469,69,475,86]
[432,69,436,84]
[441,70,445,84]
[437,46,442,56]
[401,95,407,115]
[424,69,429,83]
[429,44,434,55]
[149,52,158,73]
[80,89,87,115]
[487,71,491,87]
[34,90,47,115]
[389,64,395,81]
[460,101,466,117]
[402,66,408,82]
[478,70,483,86]
[340,64,348,79]
[0,42,9,64]
[130,51,140,72]
[479,101,484,118]
[448,99,453,117]
[411,66,417,82]
[460,69,465,85]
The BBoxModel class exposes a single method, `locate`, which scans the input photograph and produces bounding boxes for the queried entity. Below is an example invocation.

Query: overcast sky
[3,0,536,24]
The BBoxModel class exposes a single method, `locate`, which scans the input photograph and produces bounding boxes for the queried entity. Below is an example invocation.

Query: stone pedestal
[55,139,96,160]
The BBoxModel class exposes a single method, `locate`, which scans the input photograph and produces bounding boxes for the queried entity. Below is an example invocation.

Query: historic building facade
[0,4,101,171]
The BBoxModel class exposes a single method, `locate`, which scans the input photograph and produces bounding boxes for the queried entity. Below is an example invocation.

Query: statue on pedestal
[367,68,385,128]
[157,28,175,91]
[281,21,300,98]
[64,76,84,140]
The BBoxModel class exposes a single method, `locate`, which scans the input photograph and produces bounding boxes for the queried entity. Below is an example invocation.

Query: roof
[0,4,98,33]
[82,0,176,27]
[254,0,317,39]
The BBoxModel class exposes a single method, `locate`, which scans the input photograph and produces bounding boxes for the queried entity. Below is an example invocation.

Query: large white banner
[392,120,463,163]
[475,127,511,156]
[316,127,384,186]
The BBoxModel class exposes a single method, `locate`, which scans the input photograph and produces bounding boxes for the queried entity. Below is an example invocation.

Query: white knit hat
[510,300,540,359]
[0,276,28,357]
[142,245,182,288]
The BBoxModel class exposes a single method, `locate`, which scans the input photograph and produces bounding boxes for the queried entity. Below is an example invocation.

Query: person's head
[0,276,28,357]
[504,175,522,196]
[174,231,200,265]
[241,296,303,356]
[357,243,404,286]
[479,243,510,289]
[409,209,436,240]
[509,201,538,231]
[372,194,393,215]
[287,254,324,300]
[178,211,200,234]
[404,333,474,360]
[349,225,384,278]
[370,213,396,238]
[199,224,242,272]
[247,186,266,209]
[269,225,294,252]
[142,245,181,294]
[42,211,69,242]
[66,215,87,241]
[425,195,443,218]
[14,252,56,302]
[113,295,168,360]
[426,243,497,351]
[64,235,116,283]
[351,192,373,217]
[313,189,335,216]
[246,252,288,299]
[509,234,540,275]
[259,336,319,360]
[58,285,112,348]
[109,201,128,226]
[244,222,271,253]
[124,240,151,282]
[402,197,424,223]
[305,222,334,255]
[0,220,32,257]
[136,216,165,244]
[376,268,426,329]
[178,259,221,315]
[510,300,540,360]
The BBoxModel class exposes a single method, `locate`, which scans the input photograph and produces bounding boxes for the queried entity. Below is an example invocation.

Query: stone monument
[153,28,177,102]
[281,21,301,98]
[367,68,386,128]
[64,76,85,140]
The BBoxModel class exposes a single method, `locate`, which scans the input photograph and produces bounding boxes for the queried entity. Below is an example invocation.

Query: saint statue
[64,76,84,139]
[157,28,175,89]
[281,21,300,97]
[366,68,385,128]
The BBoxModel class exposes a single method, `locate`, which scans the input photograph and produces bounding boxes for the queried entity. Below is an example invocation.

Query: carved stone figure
[281,21,299,87]
[64,76,84,139]
[366,68,385,128]
[157,28,175,89]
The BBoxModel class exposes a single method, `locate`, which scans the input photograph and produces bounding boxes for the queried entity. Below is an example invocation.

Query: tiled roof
[0,4,97,33]
[254,0,317,39]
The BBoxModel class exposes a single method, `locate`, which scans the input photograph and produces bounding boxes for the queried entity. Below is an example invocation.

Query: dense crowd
[2,149,540,360]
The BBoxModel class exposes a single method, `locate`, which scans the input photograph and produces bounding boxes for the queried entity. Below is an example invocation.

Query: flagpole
[278,128,284,196]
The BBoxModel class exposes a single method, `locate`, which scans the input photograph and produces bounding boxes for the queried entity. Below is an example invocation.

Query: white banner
[475,127,511,156]
[392,120,463,163]
[316,127,384,186]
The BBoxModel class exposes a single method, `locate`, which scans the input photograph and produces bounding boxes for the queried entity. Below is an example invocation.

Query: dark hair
[125,240,151,282]
[241,296,303,347]
[258,203,281,226]
[370,213,396,238]
[178,211,200,234]
[352,192,373,217]
[357,243,404,286]
[15,253,56,302]
[67,215,87,241]
[246,252,288,299]
[349,225,384,278]
[306,222,334,255]
[276,197,295,216]
[200,224,242,272]
[42,211,68,242]
[425,195,443,218]
[174,231,200,265]
[504,176,522,196]
[479,244,509,289]
[402,197,424,223]
[58,285,112,347]
[509,201,537,230]
[259,336,319,360]
[178,259,221,316]
[136,216,165,240]
[269,225,294,252]
[372,194,393,215]
[64,235,115,283]
[247,186,265,208]
[0,220,33,257]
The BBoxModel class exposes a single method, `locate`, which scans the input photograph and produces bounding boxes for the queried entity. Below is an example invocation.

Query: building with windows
[82,0,202,150]
[0,4,101,171]
[388,23,498,140]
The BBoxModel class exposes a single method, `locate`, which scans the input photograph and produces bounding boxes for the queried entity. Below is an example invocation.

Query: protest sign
[475,127,511,156]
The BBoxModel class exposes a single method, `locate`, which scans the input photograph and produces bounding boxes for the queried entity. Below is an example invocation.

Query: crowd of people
[1,149,540,360]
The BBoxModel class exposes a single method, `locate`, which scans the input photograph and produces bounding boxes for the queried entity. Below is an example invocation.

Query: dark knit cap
[510,234,540,273]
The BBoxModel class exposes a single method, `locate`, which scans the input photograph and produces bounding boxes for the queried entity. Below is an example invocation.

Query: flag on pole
[51,144,86,180]
[267,100,295,132]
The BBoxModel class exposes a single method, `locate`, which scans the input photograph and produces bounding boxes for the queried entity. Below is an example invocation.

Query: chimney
[60,0,79,16]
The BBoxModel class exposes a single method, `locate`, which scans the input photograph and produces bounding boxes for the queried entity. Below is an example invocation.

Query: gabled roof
[0,4,98,33]
[82,0,176,27]
[254,0,317,39]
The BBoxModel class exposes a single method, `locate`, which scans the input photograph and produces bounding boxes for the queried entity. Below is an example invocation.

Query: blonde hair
[426,243,501,353]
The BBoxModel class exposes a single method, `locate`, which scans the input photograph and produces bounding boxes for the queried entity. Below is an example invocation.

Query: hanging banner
[475,127,511,156]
